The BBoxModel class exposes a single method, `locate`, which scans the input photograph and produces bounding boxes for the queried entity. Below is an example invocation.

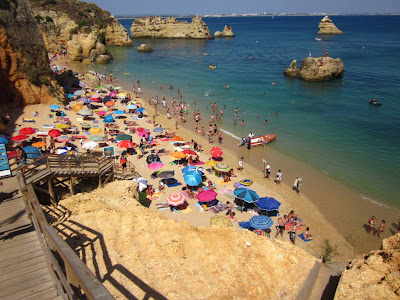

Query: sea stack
[284,56,344,81]
[130,15,212,39]
[317,16,343,35]
[214,25,235,37]
[137,44,153,52]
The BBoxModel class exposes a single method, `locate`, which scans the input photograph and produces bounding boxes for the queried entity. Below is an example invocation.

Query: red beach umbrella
[11,135,29,141]
[167,192,186,206]
[197,190,218,202]
[183,149,196,155]
[210,146,223,158]
[19,127,36,135]
[136,127,146,132]
[117,140,135,148]
[7,150,18,159]
[48,129,62,138]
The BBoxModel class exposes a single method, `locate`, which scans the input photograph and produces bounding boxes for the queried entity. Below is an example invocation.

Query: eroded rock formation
[284,57,344,81]
[130,15,212,39]
[30,0,132,63]
[334,234,400,299]
[318,16,343,35]
[214,25,235,37]
[0,0,65,107]
[137,44,153,52]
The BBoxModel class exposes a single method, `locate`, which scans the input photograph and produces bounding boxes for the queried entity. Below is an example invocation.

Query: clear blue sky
[83,0,400,16]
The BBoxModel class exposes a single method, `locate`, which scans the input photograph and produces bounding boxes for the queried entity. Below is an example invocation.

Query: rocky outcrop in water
[284,57,344,81]
[30,0,132,63]
[137,44,153,52]
[334,233,400,299]
[130,15,212,39]
[0,0,65,107]
[318,16,343,35]
[214,25,235,37]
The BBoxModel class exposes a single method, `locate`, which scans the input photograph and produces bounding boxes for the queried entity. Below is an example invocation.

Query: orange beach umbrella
[172,136,184,142]
[170,151,187,159]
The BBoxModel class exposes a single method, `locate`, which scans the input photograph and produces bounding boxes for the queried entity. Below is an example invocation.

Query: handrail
[19,183,114,300]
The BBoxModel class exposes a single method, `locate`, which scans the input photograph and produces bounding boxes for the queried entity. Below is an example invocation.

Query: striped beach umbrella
[249,215,274,230]
[90,135,105,142]
[167,192,186,206]
[214,162,230,172]
[233,188,259,203]
[209,215,233,228]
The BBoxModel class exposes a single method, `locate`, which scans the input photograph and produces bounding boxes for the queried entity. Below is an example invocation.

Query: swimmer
[230,97,234,100]
[233,120,236,126]
[264,92,267,96]
[291,100,295,104]
[272,82,277,86]
[224,85,229,88]
[241,119,245,126]
[256,114,260,118]
[243,111,246,116]
[264,119,268,124]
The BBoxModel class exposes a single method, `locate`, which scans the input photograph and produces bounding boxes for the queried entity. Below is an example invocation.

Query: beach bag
[120,158,127,166]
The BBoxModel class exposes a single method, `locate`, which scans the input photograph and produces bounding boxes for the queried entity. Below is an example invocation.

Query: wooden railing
[19,183,114,300]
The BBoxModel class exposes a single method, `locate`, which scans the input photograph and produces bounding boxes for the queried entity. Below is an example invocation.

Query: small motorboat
[315,37,322,41]
[369,98,382,106]
[209,64,216,69]
[238,135,276,147]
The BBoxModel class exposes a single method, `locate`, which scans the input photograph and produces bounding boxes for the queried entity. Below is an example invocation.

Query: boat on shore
[315,37,322,41]
[238,134,276,147]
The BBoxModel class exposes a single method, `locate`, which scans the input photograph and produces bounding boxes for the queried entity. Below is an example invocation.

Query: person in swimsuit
[302,227,313,240]
[374,220,386,238]
[367,216,377,233]
[289,222,297,244]
[275,216,286,238]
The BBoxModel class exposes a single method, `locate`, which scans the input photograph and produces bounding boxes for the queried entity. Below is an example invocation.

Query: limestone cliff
[130,15,212,39]
[318,16,343,35]
[334,234,400,299]
[214,25,235,37]
[284,57,344,81]
[0,0,65,107]
[29,0,132,63]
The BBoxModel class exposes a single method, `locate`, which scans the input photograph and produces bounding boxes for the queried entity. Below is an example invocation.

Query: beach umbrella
[60,112,66,117]
[205,160,216,167]
[183,149,196,155]
[73,103,83,112]
[56,148,68,155]
[172,136,183,142]
[255,197,281,211]
[50,104,60,110]
[0,136,9,144]
[67,94,74,98]
[19,127,36,135]
[116,134,132,141]
[233,188,259,203]
[197,190,218,202]
[182,166,205,174]
[153,127,164,133]
[79,82,87,87]
[23,146,41,159]
[7,150,18,159]
[136,127,146,132]
[211,146,223,158]
[184,171,202,186]
[153,170,174,178]
[106,84,113,88]
[138,131,148,138]
[97,85,104,89]
[74,90,84,96]
[249,215,274,230]
[127,104,137,110]
[82,141,98,150]
[170,151,187,159]
[209,215,233,228]
[214,163,230,172]
[117,140,135,148]
[11,135,29,141]
[148,162,164,170]
[115,86,122,90]
[166,192,186,206]
[56,123,70,129]
[105,101,115,107]
[117,93,127,97]
[78,108,92,116]
[103,115,115,123]
[48,129,62,138]
[133,177,148,192]
[90,135,105,142]
[239,179,253,186]
[112,110,125,115]
[97,111,107,116]
[109,91,117,97]
[91,93,101,99]
[146,154,160,164]
[136,108,145,113]
[89,127,102,134]
[32,141,46,148]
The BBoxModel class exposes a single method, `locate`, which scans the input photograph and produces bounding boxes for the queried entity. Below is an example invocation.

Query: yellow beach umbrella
[56,123,70,129]
[170,151,187,159]
[73,103,83,112]
[89,127,102,134]
[205,160,216,167]
[117,93,127,97]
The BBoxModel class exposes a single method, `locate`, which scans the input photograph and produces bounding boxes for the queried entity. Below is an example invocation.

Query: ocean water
[100,16,400,207]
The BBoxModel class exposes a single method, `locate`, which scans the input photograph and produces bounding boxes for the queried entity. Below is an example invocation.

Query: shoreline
[61,59,398,257]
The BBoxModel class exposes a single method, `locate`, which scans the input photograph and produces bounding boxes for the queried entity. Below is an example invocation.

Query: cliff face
[284,57,344,81]
[334,234,400,299]
[318,16,343,35]
[0,0,65,107]
[130,15,212,39]
[30,0,132,63]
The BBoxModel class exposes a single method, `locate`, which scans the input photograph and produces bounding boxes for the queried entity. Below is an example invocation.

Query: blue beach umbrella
[50,104,60,110]
[127,104,137,110]
[103,115,115,123]
[233,188,259,203]
[255,197,281,211]
[113,110,125,115]
[184,171,202,186]
[60,112,66,117]
[182,166,205,175]
[153,127,164,133]
[136,108,145,113]
[0,136,9,144]
[23,146,41,159]
[249,215,274,230]
[67,94,75,98]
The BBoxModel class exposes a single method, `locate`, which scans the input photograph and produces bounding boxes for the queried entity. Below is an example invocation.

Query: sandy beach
[2,56,398,263]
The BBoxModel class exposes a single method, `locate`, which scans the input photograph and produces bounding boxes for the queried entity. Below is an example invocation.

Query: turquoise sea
[102,16,400,208]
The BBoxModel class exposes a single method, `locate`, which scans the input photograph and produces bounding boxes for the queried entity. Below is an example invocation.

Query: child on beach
[275,170,282,184]
[238,157,244,171]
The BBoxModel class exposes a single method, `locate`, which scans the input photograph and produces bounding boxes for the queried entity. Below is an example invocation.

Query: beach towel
[239,221,251,229]
[217,203,228,211]
[42,125,55,129]
[234,182,247,189]
[150,192,161,201]
[93,120,99,124]
[219,187,234,194]
[209,206,219,214]
[76,118,83,122]
[217,180,232,185]
[36,131,48,136]
[157,202,169,210]
[160,138,172,142]
[298,234,312,242]
[23,119,35,123]
[167,182,182,188]
[191,161,204,165]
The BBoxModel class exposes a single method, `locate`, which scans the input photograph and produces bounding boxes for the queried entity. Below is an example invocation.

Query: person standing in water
[265,163,271,179]
[367,216,377,234]
[375,220,386,238]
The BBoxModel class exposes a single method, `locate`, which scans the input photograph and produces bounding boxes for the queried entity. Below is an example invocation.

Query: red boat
[238,135,276,147]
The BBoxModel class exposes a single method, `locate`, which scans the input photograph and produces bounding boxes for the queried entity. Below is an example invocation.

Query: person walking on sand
[288,222,297,245]
[275,169,282,185]
[374,220,386,238]
[293,176,302,194]
[238,157,244,171]
[367,216,377,233]
[275,216,286,238]
[265,163,271,179]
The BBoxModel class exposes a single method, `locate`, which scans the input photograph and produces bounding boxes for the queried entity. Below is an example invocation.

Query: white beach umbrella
[82,141,98,150]
[134,177,148,192]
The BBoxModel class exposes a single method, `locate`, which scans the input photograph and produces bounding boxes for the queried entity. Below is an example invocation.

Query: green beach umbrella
[116,134,132,141]
[90,135,105,142]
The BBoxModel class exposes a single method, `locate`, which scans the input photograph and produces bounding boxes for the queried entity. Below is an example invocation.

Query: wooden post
[262,159,266,178]
[48,176,56,206]
[97,158,102,188]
